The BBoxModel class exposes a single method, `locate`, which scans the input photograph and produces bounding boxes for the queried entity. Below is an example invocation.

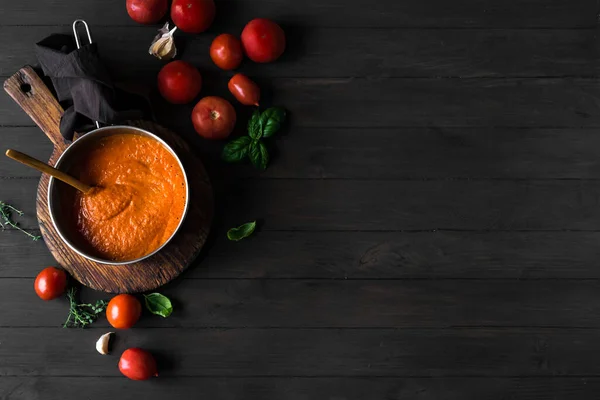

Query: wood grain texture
[0,0,596,27]
[4,377,600,400]
[7,127,600,180]
[5,230,600,280]
[1,27,599,79]
[4,77,600,128]
[2,328,600,376]
[206,180,600,231]
[188,231,600,280]
[100,76,600,133]
[10,178,600,231]
[0,128,52,177]
[3,67,66,150]
[4,68,214,293]
[3,278,600,328]
[248,127,600,179]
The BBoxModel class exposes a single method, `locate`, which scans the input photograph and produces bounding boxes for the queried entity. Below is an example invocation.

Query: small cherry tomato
[228,74,260,106]
[106,294,142,329]
[119,348,158,380]
[157,61,202,104]
[210,34,243,70]
[192,96,236,140]
[126,0,168,24]
[34,267,67,301]
[171,0,215,33]
[241,19,286,63]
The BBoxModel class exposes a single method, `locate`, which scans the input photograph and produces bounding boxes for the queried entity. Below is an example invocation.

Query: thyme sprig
[63,287,108,328]
[0,201,41,241]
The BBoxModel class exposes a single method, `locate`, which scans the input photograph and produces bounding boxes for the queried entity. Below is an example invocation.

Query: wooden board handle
[3,66,67,151]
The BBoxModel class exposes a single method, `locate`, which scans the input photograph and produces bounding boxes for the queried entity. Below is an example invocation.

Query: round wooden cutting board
[4,66,213,293]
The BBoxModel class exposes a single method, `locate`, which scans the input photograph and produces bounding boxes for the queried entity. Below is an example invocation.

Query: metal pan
[47,125,190,265]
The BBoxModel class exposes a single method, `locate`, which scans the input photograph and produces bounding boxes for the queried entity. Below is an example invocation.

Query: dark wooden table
[2,0,600,398]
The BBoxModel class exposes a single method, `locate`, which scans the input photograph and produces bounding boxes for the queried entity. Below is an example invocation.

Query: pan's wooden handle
[3,66,67,151]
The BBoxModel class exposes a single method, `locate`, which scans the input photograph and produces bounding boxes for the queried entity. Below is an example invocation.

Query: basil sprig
[222,136,251,162]
[222,107,286,170]
[143,293,173,318]
[227,221,256,241]
[258,107,286,138]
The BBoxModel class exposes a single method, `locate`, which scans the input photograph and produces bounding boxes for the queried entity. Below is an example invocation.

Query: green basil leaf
[222,136,252,163]
[249,141,269,170]
[248,109,262,140]
[227,221,257,241]
[143,293,173,318]
[259,107,286,138]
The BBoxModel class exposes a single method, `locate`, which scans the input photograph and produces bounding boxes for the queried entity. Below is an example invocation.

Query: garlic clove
[96,332,114,355]
[149,22,177,60]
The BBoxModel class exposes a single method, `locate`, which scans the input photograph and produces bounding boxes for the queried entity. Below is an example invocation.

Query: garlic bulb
[149,22,178,60]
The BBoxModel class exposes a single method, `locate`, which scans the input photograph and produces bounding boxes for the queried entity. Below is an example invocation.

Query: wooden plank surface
[7,126,600,179]
[2,328,600,376]
[5,278,600,328]
[4,377,600,400]
[1,27,599,79]
[3,78,600,128]
[1,0,599,397]
[5,230,600,279]
[9,178,600,231]
[1,0,597,27]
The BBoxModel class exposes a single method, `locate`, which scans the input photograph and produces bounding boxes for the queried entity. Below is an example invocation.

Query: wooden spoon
[5,149,93,194]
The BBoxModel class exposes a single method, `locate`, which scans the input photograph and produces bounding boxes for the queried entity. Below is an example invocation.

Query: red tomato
[171,0,215,33]
[119,348,158,380]
[228,74,260,106]
[34,267,67,301]
[210,34,243,70]
[157,61,202,104]
[126,0,168,24]
[241,19,286,63]
[106,294,142,329]
[192,96,236,139]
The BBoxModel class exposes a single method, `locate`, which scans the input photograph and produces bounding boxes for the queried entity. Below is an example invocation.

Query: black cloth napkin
[35,34,153,141]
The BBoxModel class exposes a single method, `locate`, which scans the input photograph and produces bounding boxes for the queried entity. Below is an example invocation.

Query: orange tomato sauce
[64,132,186,261]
